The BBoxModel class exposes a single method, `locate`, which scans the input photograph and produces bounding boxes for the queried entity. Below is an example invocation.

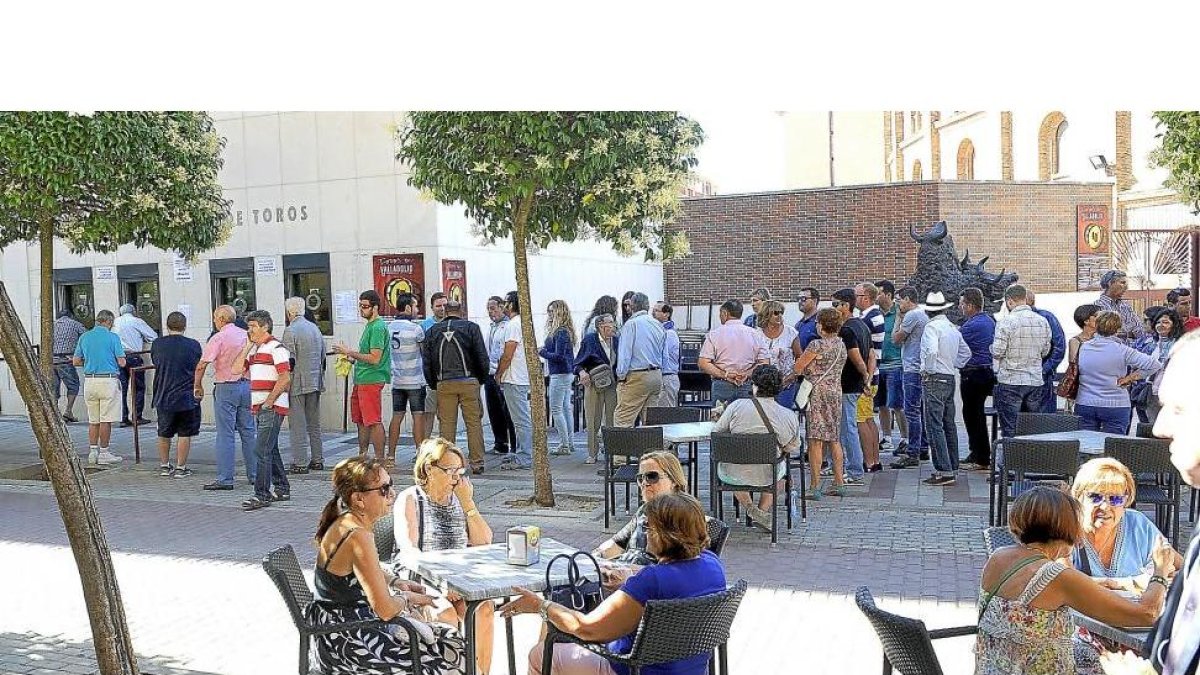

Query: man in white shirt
[918,291,971,486]
[483,295,516,455]
[112,303,157,427]
[493,291,533,470]
[990,284,1051,438]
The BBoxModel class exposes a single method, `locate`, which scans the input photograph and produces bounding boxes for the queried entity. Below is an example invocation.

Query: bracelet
[1149,575,1168,589]
[464,508,480,518]
[538,599,552,621]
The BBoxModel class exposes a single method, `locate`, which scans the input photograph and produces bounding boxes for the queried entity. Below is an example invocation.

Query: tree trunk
[0,281,141,675]
[511,196,555,506]
[39,219,55,379]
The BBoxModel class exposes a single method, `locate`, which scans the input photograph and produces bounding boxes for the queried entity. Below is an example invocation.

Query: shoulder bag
[794,344,840,411]
[750,397,798,458]
[544,551,605,612]
[1056,338,1080,400]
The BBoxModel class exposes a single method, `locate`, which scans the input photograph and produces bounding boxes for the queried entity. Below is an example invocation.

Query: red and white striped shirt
[246,337,291,415]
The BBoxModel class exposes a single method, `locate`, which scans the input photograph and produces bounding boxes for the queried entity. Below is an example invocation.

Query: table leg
[690,441,699,499]
[505,605,516,675]
[463,599,481,675]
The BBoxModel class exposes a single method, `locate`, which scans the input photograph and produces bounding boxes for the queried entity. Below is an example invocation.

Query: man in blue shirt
[1028,290,1066,413]
[653,301,681,407]
[73,309,127,466]
[613,293,665,427]
[874,281,907,455]
[795,288,820,349]
[889,287,929,468]
[150,311,203,477]
[958,287,997,469]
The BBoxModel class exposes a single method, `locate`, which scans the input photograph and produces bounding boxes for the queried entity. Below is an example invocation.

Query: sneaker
[827,484,847,497]
[819,466,834,477]
[271,490,291,502]
[960,462,989,472]
[806,486,824,501]
[894,439,909,457]
[160,464,174,476]
[93,450,122,465]
[923,474,956,486]
[584,456,597,465]
[308,461,325,471]
[286,464,310,475]
[842,474,863,485]
[746,505,772,531]
[471,465,485,475]
[890,456,920,469]
[866,463,884,473]
[500,458,531,471]
[242,496,271,511]
[551,446,574,456]
[135,417,151,426]
[879,438,893,451]
[202,481,235,491]
[171,467,193,478]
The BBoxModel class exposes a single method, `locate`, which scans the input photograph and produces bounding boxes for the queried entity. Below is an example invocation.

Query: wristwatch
[538,599,552,621]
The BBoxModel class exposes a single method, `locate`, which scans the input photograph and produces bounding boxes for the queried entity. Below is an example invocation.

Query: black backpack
[436,319,471,381]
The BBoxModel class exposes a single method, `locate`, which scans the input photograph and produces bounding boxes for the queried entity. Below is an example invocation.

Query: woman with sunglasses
[591,451,688,586]
[394,437,496,674]
[308,456,467,675]
[755,300,804,409]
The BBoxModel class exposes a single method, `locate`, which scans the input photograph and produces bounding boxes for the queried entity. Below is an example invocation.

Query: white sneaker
[87,450,98,466]
[94,451,123,465]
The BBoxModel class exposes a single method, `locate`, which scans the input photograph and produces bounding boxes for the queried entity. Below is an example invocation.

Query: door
[288,271,332,335]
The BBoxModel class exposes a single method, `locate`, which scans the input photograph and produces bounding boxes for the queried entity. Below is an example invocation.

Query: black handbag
[544,552,604,612]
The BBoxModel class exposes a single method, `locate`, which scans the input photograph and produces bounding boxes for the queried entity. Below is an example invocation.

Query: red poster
[441,259,467,315]
[1077,204,1110,255]
[373,254,426,318]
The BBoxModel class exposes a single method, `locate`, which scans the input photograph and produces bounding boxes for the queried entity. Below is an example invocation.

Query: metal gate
[1111,228,1199,314]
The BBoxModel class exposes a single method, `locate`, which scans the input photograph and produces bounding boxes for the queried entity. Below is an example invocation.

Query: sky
[687,110,790,195]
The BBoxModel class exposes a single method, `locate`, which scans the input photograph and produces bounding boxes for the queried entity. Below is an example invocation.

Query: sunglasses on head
[1086,493,1127,507]
[636,471,663,485]
[363,480,394,497]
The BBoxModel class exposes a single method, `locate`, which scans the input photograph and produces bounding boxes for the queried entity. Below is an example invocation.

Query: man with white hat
[918,291,971,486]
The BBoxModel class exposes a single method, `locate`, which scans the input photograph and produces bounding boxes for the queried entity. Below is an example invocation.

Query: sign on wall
[441,259,467,315]
[373,254,426,318]
[1077,204,1110,255]
[95,266,116,283]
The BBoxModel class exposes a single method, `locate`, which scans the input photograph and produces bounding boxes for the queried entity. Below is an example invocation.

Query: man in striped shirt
[855,282,885,472]
[387,292,427,462]
[234,310,291,511]
[1094,270,1145,344]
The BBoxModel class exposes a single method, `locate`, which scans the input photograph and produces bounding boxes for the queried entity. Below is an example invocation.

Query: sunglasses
[432,464,466,477]
[769,310,783,316]
[1086,493,1128,507]
[636,471,663,485]
[362,481,394,497]
[358,303,373,310]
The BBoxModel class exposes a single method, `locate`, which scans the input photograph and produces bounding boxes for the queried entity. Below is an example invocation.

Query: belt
[922,372,955,380]
[214,380,246,385]
[961,365,994,372]
[629,367,660,373]
[662,372,678,376]
[84,373,118,378]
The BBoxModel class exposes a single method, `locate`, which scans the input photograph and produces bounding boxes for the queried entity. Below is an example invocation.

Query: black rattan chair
[1136,422,1156,439]
[706,516,731,557]
[855,586,976,675]
[644,406,705,488]
[997,438,1080,526]
[374,512,395,564]
[982,526,1017,555]
[601,426,664,529]
[1104,436,1182,548]
[262,545,425,675]
[542,579,747,675]
[709,432,794,544]
[989,413,1082,525]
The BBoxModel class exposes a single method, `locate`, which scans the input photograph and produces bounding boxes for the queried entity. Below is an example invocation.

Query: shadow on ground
[1,630,222,675]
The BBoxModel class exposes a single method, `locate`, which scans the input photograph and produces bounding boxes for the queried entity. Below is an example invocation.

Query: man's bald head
[213,305,236,326]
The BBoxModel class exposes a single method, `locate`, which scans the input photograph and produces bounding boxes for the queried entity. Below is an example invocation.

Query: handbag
[793,379,814,410]
[544,551,604,612]
[588,364,615,389]
[1056,362,1079,400]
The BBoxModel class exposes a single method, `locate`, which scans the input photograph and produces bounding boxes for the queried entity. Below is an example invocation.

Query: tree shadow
[1,629,222,674]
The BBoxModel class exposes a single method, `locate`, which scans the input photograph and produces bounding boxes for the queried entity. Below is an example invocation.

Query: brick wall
[664,181,1114,304]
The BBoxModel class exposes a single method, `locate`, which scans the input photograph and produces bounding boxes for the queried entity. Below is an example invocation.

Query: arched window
[957,139,975,180]
[912,159,923,180]
[1038,112,1068,180]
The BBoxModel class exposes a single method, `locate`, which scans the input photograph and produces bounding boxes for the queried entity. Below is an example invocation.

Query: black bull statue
[906,220,1018,322]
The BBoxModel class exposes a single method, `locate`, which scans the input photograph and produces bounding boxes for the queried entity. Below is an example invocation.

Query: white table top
[404,538,582,602]
[657,421,715,443]
[1071,610,1150,651]
[1012,430,1127,455]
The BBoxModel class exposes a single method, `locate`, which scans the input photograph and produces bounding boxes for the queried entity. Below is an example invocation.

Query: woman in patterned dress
[394,437,496,674]
[793,308,847,499]
[307,455,467,675]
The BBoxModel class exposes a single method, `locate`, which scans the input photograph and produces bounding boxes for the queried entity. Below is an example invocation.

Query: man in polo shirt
[194,305,256,491]
[795,288,821,350]
[113,303,157,427]
[958,287,997,469]
[698,299,768,404]
[654,301,681,407]
[234,310,291,511]
[151,312,203,478]
[333,290,391,461]
[614,292,666,427]
[73,309,126,466]
[874,281,907,455]
[890,287,929,469]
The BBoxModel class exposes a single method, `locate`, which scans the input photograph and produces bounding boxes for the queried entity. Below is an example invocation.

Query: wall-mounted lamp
[1089,154,1116,177]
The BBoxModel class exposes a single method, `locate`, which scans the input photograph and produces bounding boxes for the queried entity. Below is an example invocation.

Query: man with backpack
[423,298,491,474]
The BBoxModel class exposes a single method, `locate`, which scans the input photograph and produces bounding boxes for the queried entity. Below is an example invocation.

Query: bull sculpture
[906,220,1018,322]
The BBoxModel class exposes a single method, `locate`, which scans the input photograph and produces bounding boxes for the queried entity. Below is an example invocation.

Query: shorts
[158,407,201,438]
[856,385,877,423]
[54,364,80,396]
[424,385,438,414]
[350,383,385,426]
[83,377,121,424]
[877,368,904,409]
[392,387,427,414]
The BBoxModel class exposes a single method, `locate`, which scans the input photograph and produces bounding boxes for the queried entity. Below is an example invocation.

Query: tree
[396,112,703,506]
[0,111,231,675]
[1151,111,1200,213]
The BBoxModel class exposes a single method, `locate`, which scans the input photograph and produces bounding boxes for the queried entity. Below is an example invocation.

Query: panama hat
[921,291,955,312]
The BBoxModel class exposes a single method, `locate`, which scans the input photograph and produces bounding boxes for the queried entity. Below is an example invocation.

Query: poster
[441,259,467,315]
[373,253,425,318]
[1077,204,1110,255]
[255,256,278,276]
[172,255,193,283]
[334,291,361,324]
[95,266,116,283]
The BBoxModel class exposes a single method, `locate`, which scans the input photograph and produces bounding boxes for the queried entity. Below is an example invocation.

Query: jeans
[994,383,1045,438]
[840,394,864,478]
[547,373,575,450]
[253,408,289,501]
[118,353,146,421]
[901,371,925,457]
[923,374,960,473]
[214,380,257,485]
[1039,377,1059,413]
[960,367,995,464]
[1076,404,1132,434]
[501,382,533,466]
[711,378,752,404]
[880,368,904,409]
[484,374,516,451]
[288,391,323,465]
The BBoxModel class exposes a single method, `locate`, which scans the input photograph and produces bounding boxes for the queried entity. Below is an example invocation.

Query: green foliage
[395,112,703,259]
[1151,111,1200,214]
[0,111,232,256]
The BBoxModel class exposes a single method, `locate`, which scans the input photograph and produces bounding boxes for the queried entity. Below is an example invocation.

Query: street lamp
[1089,154,1116,177]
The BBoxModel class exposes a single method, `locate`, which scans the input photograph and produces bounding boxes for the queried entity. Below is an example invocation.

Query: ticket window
[210,259,258,325]
[121,279,162,335]
[57,282,95,329]
[288,271,332,335]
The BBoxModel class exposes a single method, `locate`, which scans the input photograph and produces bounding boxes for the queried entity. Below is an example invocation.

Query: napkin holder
[506,526,540,566]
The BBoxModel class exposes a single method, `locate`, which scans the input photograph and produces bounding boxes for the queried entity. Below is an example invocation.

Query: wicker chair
[374,512,395,564]
[982,526,1017,555]
[989,413,1081,525]
[644,406,705,489]
[1136,422,1156,439]
[1104,436,1182,548]
[709,432,794,544]
[261,545,425,675]
[706,516,731,557]
[856,586,976,675]
[601,426,664,529]
[541,580,747,675]
[997,438,1081,526]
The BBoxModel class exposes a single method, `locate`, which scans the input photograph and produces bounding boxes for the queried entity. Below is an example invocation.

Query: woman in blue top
[1075,311,1161,434]
[501,492,728,675]
[1146,309,1184,423]
[539,300,578,456]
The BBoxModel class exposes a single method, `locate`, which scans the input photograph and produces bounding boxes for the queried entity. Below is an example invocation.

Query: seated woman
[394,438,495,674]
[712,364,800,530]
[975,486,1175,675]
[591,451,688,585]
[307,456,466,675]
[1070,458,1184,586]
[501,492,727,675]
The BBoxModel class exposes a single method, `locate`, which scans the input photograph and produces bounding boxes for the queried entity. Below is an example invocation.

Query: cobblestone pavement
[0,416,1192,674]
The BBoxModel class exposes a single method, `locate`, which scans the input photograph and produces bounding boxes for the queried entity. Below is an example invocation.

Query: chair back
[374,512,395,563]
[602,426,664,461]
[1135,422,1156,439]
[1104,437,1174,476]
[626,579,747,666]
[710,433,779,489]
[855,587,945,675]
[1015,412,1080,436]
[982,526,1017,555]
[705,516,731,557]
[644,406,705,425]
[1004,439,1080,479]
[262,545,315,631]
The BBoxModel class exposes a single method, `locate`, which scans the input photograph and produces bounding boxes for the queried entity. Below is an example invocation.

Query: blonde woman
[539,299,578,455]
[756,299,804,409]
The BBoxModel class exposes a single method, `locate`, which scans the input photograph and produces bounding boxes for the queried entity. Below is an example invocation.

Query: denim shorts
[391,387,427,413]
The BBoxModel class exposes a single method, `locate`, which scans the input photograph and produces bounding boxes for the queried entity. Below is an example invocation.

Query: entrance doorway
[117,264,162,335]
[283,253,332,335]
[209,257,257,326]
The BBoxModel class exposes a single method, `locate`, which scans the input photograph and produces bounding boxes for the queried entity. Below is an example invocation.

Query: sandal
[241,497,271,511]
[828,484,847,497]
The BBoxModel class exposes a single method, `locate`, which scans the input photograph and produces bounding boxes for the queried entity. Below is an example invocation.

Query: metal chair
[373,511,396,564]
[997,438,1081,526]
[855,586,976,675]
[601,426,663,529]
[982,526,1017,555]
[1136,422,1156,439]
[542,580,747,675]
[1132,421,1199,523]
[261,545,425,675]
[709,432,794,544]
[705,516,731,557]
[1104,436,1182,549]
[989,412,1081,524]
[644,406,705,489]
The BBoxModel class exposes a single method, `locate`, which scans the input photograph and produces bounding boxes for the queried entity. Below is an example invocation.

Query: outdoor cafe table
[1072,610,1151,652]
[993,430,1131,526]
[405,537,580,675]
[654,421,713,500]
